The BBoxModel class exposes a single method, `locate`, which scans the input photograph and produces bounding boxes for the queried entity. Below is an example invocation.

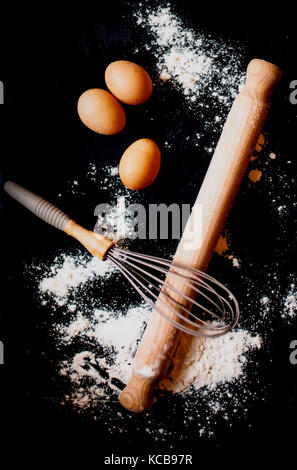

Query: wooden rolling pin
[119,59,282,412]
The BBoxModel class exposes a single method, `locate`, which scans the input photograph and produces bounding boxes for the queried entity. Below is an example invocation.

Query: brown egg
[77,88,126,135]
[105,61,153,105]
[119,138,161,190]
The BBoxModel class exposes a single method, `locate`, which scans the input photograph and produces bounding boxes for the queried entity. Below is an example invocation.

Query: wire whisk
[4,180,239,338]
[108,247,239,337]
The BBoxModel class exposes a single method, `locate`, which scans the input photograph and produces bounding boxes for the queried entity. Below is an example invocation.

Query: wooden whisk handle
[120,59,282,413]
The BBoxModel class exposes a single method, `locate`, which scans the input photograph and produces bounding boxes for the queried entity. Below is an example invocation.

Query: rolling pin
[119,59,282,412]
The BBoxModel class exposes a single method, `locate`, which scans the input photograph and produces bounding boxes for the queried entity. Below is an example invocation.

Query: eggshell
[77,88,126,135]
[119,138,161,190]
[105,61,153,105]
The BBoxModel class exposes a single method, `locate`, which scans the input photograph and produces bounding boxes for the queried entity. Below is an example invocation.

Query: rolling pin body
[119,59,282,412]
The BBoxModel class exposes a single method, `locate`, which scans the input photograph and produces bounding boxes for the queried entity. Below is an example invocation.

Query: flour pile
[162,330,262,394]
[34,249,262,431]
[58,304,151,408]
[39,253,115,301]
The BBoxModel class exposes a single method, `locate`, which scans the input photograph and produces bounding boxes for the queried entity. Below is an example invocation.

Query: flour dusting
[282,284,297,320]
[162,330,262,394]
[31,244,263,440]
[20,2,296,443]
[133,5,245,113]
[39,253,115,300]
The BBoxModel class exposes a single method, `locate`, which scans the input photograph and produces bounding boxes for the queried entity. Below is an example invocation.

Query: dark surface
[1,0,297,463]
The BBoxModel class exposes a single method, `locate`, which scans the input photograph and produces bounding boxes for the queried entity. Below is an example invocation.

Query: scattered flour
[21,2,294,442]
[28,173,294,440]
[282,284,297,319]
[39,252,115,300]
[58,304,151,396]
[94,194,138,240]
[260,285,297,322]
[161,329,262,394]
[61,162,142,241]
[36,250,263,431]
[134,4,246,113]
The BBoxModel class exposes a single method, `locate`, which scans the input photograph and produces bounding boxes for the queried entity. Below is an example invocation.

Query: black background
[0,0,296,465]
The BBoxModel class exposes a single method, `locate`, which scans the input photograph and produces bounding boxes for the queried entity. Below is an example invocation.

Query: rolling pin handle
[243,59,282,103]
[119,372,157,413]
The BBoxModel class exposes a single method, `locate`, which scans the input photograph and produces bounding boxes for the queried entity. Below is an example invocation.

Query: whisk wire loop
[107,247,239,338]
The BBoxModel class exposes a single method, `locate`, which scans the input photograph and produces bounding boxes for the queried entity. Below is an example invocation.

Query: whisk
[4,180,239,338]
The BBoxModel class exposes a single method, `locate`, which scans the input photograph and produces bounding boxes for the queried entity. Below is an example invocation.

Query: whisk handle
[4,180,71,231]
[4,180,114,260]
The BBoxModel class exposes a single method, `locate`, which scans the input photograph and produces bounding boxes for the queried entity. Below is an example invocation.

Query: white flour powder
[53,291,262,397]
[58,304,151,396]
[31,241,295,438]
[39,253,115,300]
[61,163,141,241]
[161,330,262,394]
[27,156,294,439]
[282,284,297,320]
[21,3,295,441]
[35,250,262,423]
[134,5,245,113]
[95,194,138,240]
